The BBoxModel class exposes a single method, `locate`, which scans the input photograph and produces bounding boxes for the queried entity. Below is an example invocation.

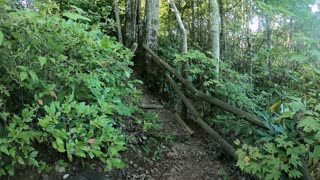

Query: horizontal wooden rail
[166,73,237,159]
[143,44,267,129]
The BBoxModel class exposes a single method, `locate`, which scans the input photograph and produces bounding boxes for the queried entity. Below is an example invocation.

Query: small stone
[62,174,70,179]
[167,151,178,159]
[54,165,66,173]
[170,167,177,173]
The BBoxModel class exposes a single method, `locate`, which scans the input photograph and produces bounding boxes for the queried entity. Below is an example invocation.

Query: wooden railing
[142,44,312,180]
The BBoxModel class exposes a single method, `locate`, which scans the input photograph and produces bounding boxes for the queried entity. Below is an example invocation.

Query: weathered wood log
[166,73,237,159]
[143,44,266,129]
[131,43,138,53]
[138,103,163,109]
[174,112,194,135]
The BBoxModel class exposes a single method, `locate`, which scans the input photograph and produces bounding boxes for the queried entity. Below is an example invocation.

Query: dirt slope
[111,89,250,180]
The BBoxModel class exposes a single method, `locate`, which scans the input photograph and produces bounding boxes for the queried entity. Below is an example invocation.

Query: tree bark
[191,0,195,40]
[266,15,272,71]
[113,0,123,44]
[125,0,139,47]
[143,0,160,74]
[218,0,226,61]
[209,0,220,75]
[169,0,189,119]
[245,0,253,82]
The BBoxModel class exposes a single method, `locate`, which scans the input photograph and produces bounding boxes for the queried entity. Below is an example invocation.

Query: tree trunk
[169,0,189,119]
[218,0,226,61]
[245,0,252,81]
[209,0,220,75]
[113,0,123,44]
[266,15,272,71]
[191,0,195,40]
[144,0,160,74]
[125,0,139,48]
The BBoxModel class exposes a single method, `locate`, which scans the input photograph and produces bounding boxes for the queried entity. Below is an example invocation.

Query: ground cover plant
[0,0,141,176]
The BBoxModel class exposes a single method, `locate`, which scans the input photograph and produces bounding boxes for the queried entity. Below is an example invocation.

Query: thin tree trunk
[114,0,123,44]
[245,0,252,81]
[169,0,188,119]
[144,0,160,74]
[266,15,272,71]
[169,0,187,54]
[191,0,195,40]
[125,0,139,47]
[209,0,220,75]
[286,18,293,48]
[218,0,226,61]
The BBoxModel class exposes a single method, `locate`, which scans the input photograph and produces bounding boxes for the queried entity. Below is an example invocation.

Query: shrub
[0,2,139,176]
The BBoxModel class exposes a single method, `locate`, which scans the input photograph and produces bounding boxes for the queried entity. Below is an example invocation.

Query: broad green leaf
[114,104,132,116]
[75,151,86,158]
[17,66,28,71]
[70,5,85,14]
[108,158,125,169]
[278,111,294,120]
[16,156,25,165]
[287,101,306,112]
[9,148,16,157]
[20,71,28,81]
[109,144,125,156]
[281,164,290,173]
[30,151,38,158]
[124,70,130,78]
[28,158,39,167]
[63,12,91,22]
[112,97,121,104]
[297,116,320,132]
[28,70,38,82]
[88,152,95,159]
[0,145,9,155]
[288,169,302,178]
[67,152,73,162]
[38,56,47,67]
[309,145,320,159]
[54,138,65,152]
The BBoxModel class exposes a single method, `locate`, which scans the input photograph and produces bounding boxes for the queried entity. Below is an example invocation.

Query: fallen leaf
[38,99,44,105]
[244,156,250,165]
[49,91,57,100]
[88,138,96,144]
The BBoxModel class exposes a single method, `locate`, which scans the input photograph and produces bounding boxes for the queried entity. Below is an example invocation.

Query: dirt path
[113,90,249,180]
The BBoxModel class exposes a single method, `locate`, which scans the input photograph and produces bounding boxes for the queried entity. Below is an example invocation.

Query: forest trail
[112,88,249,180]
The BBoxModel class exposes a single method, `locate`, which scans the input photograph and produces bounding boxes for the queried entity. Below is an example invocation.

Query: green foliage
[137,112,162,132]
[52,0,114,33]
[236,95,320,179]
[174,50,259,111]
[0,2,139,176]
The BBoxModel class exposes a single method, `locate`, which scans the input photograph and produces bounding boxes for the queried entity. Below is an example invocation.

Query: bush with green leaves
[0,1,140,176]
[173,50,260,113]
[236,94,320,179]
